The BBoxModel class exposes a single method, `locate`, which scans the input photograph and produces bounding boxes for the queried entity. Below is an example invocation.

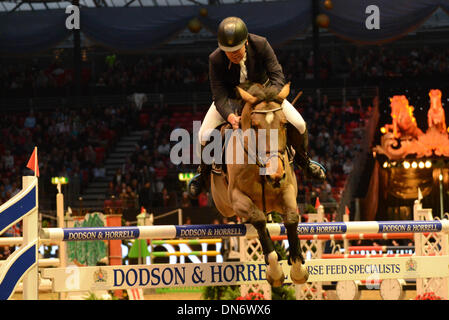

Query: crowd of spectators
[0,43,386,225]
[2,45,449,98]
[0,103,140,212]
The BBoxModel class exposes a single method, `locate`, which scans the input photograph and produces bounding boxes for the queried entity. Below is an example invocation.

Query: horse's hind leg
[282,209,309,284]
[231,189,284,287]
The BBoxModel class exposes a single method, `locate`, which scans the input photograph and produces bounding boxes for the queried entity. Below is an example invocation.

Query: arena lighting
[411,162,417,169]
[51,177,68,185]
[178,172,195,182]
[418,161,425,169]
[403,161,410,169]
[425,160,432,168]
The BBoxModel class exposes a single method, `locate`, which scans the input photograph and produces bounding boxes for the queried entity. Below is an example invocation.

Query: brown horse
[210,82,308,287]
[428,89,446,133]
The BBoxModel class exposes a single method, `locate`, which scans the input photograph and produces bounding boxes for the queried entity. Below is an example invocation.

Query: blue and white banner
[63,227,140,241]
[41,255,449,292]
[377,221,442,233]
[0,176,38,300]
[0,242,37,300]
[0,185,36,235]
[175,224,247,238]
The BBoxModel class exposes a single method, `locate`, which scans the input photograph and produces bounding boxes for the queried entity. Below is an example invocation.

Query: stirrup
[310,160,327,175]
[212,163,222,175]
[302,159,326,181]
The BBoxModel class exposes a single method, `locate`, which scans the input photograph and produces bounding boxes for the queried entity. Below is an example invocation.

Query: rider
[188,16,326,199]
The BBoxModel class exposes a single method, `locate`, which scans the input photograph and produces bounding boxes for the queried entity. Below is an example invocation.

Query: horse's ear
[278,82,290,100]
[237,86,258,105]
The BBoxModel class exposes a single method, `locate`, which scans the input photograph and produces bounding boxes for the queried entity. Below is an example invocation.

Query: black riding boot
[287,124,326,181]
[188,145,211,199]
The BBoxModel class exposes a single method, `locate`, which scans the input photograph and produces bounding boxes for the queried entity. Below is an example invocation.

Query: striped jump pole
[41,219,449,242]
[151,251,220,257]
[271,233,416,241]
[151,239,222,246]
[347,246,415,252]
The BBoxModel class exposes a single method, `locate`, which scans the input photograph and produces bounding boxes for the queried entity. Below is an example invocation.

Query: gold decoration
[316,13,330,28]
[188,17,202,33]
[199,8,208,17]
[324,0,333,10]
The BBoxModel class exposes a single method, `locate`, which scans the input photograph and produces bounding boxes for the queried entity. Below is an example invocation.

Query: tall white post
[56,182,68,300]
[22,176,38,300]
[178,208,183,225]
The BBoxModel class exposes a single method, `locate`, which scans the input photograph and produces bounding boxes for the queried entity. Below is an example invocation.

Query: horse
[383,95,423,140]
[210,82,309,287]
[428,89,446,134]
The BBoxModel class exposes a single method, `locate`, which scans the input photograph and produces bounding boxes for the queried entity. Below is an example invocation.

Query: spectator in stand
[198,191,208,208]
[181,191,191,208]
[138,181,154,211]
[161,187,178,207]
[93,163,106,180]
[157,137,170,157]
[24,110,36,129]
[113,168,123,187]
[120,185,138,222]
[105,181,117,199]
[343,158,354,175]
[2,150,14,170]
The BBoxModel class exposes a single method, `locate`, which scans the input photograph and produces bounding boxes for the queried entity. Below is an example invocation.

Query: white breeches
[198,100,306,145]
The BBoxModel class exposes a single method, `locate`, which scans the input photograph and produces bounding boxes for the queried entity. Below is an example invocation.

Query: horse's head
[429,89,442,110]
[237,82,290,185]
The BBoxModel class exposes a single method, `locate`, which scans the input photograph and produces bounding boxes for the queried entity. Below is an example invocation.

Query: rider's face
[225,43,247,64]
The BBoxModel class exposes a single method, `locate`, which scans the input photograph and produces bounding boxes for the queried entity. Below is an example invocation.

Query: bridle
[235,102,289,179]
[237,102,288,214]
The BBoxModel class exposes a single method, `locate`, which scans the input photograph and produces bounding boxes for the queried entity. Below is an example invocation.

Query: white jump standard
[3,172,449,300]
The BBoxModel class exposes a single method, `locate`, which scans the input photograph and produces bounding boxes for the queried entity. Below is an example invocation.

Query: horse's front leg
[280,186,309,284]
[231,188,285,287]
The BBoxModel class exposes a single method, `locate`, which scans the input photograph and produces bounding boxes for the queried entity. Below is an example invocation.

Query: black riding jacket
[208,33,286,120]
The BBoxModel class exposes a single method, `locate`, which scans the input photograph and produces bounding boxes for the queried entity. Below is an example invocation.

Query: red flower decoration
[236,292,266,300]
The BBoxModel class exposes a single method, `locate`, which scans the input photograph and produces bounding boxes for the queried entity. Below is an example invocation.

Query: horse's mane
[237,81,283,105]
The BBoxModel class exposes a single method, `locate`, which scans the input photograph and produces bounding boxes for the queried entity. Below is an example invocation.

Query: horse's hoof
[290,262,309,285]
[265,251,285,287]
[266,269,285,287]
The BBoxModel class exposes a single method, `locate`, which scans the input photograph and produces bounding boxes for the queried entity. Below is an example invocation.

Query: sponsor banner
[41,256,449,292]
[378,221,442,233]
[175,224,247,239]
[63,227,140,241]
[297,222,347,234]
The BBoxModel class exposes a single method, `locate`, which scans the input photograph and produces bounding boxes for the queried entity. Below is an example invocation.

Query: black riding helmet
[217,17,248,52]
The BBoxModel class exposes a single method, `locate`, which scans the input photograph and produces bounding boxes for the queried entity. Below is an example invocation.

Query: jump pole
[41,219,449,242]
